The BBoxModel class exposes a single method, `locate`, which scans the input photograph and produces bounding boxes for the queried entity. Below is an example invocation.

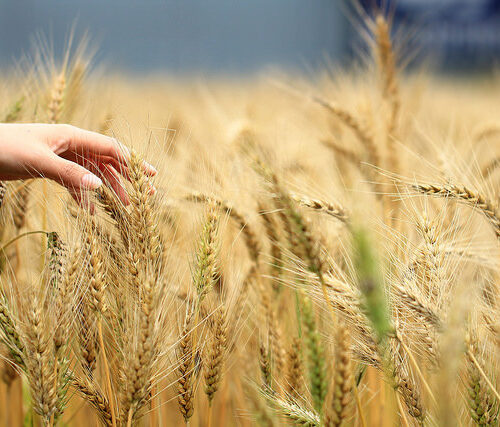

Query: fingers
[40,124,160,210]
[88,155,131,181]
[42,153,102,211]
[98,164,130,206]
[58,125,158,176]
[60,125,130,164]
[43,153,102,192]
[43,153,132,210]
[68,188,96,214]
[79,157,130,206]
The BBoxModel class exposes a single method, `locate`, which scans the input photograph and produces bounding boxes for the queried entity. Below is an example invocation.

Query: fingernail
[145,162,158,175]
[82,174,103,190]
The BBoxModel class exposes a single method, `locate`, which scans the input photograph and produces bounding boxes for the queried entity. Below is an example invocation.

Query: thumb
[42,153,103,193]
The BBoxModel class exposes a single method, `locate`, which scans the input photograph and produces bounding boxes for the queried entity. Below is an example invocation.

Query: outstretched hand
[0,123,157,207]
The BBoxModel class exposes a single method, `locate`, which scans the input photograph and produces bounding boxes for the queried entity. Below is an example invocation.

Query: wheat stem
[207,404,213,427]
[126,407,133,427]
[353,382,367,427]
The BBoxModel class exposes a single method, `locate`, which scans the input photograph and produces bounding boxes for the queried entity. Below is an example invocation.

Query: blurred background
[0,0,499,74]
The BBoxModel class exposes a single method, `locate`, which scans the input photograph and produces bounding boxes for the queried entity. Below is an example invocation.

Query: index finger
[62,125,157,176]
[65,125,129,163]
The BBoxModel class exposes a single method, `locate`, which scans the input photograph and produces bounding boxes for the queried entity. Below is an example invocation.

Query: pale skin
[0,123,157,208]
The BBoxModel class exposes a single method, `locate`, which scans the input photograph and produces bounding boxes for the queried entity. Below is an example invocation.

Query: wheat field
[0,13,499,427]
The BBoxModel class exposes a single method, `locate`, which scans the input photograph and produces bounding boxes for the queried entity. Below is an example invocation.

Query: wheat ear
[320,138,362,165]
[392,340,425,421]
[412,183,500,239]
[186,192,260,265]
[12,182,30,231]
[97,187,132,251]
[192,201,219,303]
[47,233,73,356]
[22,296,58,422]
[78,301,98,378]
[260,386,321,426]
[324,322,352,427]
[72,376,113,426]
[0,295,24,366]
[121,276,157,423]
[2,96,24,123]
[312,95,380,169]
[252,156,338,324]
[259,343,272,389]
[301,295,328,413]
[128,152,164,273]
[374,13,400,144]
[46,232,71,425]
[258,278,285,380]
[465,335,499,426]
[64,59,87,121]
[258,202,283,287]
[0,181,6,211]
[393,281,441,329]
[177,313,195,423]
[205,305,228,427]
[205,305,227,404]
[83,220,117,427]
[289,193,349,224]
[48,71,66,124]
[284,337,303,400]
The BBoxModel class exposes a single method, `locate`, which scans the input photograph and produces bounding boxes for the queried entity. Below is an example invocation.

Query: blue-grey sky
[1,1,499,74]
[0,0,347,74]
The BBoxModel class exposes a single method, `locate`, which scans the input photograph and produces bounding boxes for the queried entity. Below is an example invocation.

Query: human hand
[0,123,156,208]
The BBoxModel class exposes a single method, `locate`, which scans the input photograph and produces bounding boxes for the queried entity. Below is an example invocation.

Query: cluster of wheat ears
[0,12,499,427]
